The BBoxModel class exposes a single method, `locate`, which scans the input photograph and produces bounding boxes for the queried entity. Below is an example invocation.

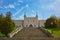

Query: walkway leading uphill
[2,27,53,40]
[13,27,52,38]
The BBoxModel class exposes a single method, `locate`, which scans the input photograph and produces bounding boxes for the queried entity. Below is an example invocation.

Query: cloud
[12,13,24,20]
[31,10,36,14]
[26,4,29,8]
[13,7,25,17]
[13,4,29,17]
[41,0,60,13]
[14,2,21,6]
[18,13,24,20]
[40,0,60,18]
[18,0,23,3]
[4,4,15,8]
[56,0,60,2]
[14,0,23,6]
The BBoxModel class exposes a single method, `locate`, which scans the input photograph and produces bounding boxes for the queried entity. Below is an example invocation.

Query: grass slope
[45,28,60,37]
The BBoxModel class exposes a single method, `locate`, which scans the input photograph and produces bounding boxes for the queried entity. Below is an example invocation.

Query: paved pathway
[1,27,53,40]
[13,27,48,38]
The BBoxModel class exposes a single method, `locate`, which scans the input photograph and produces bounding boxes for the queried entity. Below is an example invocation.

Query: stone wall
[38,27,53,37]
[8,27,23,38]
[13,20,23,27]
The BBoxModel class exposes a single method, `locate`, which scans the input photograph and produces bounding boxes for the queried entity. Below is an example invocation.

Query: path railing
[8,27,23,38]
[38,27,53,37]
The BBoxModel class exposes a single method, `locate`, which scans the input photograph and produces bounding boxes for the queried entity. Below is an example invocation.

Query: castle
[13,14,46,27]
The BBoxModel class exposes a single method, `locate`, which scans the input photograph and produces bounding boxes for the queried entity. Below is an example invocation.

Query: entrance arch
[29,24,33,27]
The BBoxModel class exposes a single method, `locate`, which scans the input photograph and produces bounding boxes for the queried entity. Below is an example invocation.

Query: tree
[0,11,15,35]
[44,16,58,29]
[0,13,4,32]
[57,18,60,28]
[59,18,60,27]
[0,12,15,36]
[44,16,59,34]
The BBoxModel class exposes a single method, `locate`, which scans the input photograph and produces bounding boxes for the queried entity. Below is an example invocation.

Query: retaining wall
[8,27,23,38]
[38,27,53,37]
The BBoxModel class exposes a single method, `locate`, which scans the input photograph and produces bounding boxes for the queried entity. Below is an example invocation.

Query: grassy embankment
[45,28,60,37]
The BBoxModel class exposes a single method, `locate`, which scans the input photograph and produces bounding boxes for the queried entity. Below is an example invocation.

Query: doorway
[29,24,33,27]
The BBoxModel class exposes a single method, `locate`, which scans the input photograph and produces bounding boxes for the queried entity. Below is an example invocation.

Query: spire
[24,12,26,17]
[36,12,38,17]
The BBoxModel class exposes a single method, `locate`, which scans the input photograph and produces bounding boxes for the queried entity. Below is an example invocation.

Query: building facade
[13,14,46,27]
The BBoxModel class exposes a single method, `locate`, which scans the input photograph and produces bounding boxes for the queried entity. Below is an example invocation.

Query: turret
[24,14,26,17]
[36,12,38,18]
[24,12,26,18]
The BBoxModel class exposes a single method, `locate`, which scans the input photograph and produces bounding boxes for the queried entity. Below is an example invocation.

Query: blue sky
[0,0,60,20]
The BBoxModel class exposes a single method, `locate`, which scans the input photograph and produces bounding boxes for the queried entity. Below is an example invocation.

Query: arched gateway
[29,24,33,27]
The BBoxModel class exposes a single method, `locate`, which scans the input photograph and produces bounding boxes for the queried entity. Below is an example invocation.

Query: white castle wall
[13,14,46,27]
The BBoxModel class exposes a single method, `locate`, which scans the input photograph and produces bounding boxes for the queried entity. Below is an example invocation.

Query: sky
[0,0,60,20]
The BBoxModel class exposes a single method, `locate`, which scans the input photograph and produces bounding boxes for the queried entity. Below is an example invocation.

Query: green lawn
[45,28,60,37]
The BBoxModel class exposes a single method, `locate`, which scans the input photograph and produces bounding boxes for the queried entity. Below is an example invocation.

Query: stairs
[13,27,48,37]
[1,27,54,40]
